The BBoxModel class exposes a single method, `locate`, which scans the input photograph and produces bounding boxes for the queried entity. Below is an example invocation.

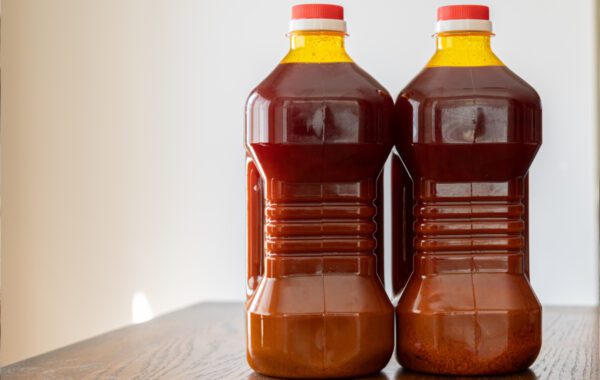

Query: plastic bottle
[393,5,542,375]
[245,4,394,378]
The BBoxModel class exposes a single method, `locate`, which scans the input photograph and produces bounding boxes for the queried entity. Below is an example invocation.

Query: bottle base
[249,362,385,379]
[397,352,538,376]
[396,309,542,376]
[247,311,393,379]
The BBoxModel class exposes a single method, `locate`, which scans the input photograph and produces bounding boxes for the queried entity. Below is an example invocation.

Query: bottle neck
[281,31,353,64]
[426,31,503,67]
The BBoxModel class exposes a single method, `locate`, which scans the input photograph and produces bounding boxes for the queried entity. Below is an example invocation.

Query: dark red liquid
[393,66,542,375]
[245,63,394,378]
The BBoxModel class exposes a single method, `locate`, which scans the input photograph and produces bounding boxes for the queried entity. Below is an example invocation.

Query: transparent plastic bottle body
[245,34,394,378]
[394,34,542,375]
[391,153,414,296]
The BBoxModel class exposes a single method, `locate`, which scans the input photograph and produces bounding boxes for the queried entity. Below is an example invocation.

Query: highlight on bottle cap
[289,4,347,33]
[436,5,492,33]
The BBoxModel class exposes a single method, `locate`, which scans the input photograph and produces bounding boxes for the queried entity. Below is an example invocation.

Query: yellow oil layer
[426,32,504,67]
[281,31,353,64]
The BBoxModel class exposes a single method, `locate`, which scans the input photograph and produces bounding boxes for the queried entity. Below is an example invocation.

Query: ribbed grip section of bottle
[412,179,527,274]
[264,180,378,256]
[415,200,525,253]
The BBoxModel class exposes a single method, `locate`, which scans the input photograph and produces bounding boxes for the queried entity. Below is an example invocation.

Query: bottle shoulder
[245,62,394,147]
[393,65,542,150]
[397,66,540,107]
[247,62,393,107]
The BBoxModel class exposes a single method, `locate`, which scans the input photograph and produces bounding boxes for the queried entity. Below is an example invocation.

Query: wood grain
[2,303,598,379]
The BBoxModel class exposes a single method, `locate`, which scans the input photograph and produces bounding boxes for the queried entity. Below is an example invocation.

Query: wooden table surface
[2,303,598,379]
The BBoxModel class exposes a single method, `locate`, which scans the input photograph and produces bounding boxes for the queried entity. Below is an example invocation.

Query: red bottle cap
[435,4,492,33]
[289,4,347,33]
[292,4,344,20]
[437,5,489,21]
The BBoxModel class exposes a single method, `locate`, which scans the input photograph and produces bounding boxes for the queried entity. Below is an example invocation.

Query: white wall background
[2,0,598,365]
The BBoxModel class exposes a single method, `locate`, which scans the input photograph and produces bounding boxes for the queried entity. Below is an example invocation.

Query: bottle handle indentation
[246,156,264,300]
